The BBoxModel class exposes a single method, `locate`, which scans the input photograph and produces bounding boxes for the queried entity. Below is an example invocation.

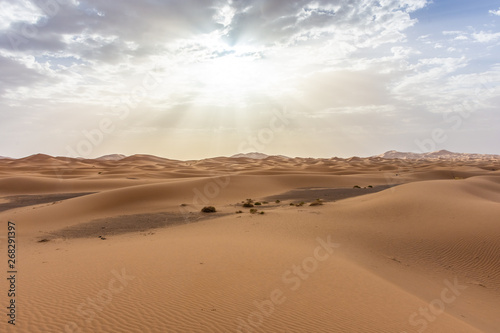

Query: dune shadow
[264,184,397,203]
[45,211,228,240]
[0,192,95,212]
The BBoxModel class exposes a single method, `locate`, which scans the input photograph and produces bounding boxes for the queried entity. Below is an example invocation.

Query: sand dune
[0,154,499,332]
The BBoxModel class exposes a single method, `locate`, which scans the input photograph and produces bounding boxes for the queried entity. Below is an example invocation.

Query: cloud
[472,31,500,43]
[294,69,395,111]
[0,54,48,94]
[489,7,500,16]
[224,0,427,48]
[2,0,500,158]
[391,57,500,118]
[0,0,225,56]
[0,0,433,109]
[0,0,429,61]
[0,1,43,30]
[438,29,500,45]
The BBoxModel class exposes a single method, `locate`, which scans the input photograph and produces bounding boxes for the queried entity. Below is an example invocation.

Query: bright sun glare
[198,55,276,99]
[181,35,283,105]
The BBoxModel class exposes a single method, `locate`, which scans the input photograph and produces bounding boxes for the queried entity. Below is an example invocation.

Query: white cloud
[0,1,43,30]
[472,31,500,43]
[0,0,434,111]
[391,57,470,110]
[2,0,500,158]
[489,8,500,16]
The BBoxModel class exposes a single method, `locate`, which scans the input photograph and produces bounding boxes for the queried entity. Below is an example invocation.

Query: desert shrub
[367,185,373,188]
[250,208,258,214]
[289,203,295,206]
[243,198,255,207]
[254,202,262,206]
[353,185,361,189]
[180,203,187,207]
[295,202,305,207]
[309,199,323,206]
[235,210,243,214]
[275,200,281,203]
[262,201,268,204]
[259,211,265,215]
[201,206,216,213]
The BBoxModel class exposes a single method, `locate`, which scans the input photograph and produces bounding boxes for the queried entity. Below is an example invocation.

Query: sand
[0,154,499,332]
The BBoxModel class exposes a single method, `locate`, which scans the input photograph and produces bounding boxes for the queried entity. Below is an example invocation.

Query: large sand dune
[0,154,499,332]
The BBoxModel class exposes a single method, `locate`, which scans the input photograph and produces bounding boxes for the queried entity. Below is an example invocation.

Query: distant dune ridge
[3,149,499,162]
[0,150,499,332]
[378,149,500,160]
[230,150,500,161]
[230,152,291,159]
[95,154,127,161]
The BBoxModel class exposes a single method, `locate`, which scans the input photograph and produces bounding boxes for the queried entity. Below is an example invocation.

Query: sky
[0,0,499,159]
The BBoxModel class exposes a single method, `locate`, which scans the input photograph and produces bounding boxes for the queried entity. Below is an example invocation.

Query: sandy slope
[0,155,499,332]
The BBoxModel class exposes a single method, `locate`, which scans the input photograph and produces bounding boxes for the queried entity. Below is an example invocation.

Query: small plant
[201,206,216,213]
[254,202,262,206]
[262,201,268,204]
[353,185,361,189]
[275,200,281,203]
[309,199,323,206]
[367,185,373,188]
[235,210,243,214]
[295,201,305,207]
[250,208,258,214]
[180,203,188,207]
[259,211,265,215]
[243,199,254,207]
[289,203,295,206]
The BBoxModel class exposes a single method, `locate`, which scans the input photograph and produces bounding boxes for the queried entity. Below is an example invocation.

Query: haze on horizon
[0,0,499,160]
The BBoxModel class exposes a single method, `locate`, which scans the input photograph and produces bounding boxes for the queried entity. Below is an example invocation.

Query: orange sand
[0,154,499,332]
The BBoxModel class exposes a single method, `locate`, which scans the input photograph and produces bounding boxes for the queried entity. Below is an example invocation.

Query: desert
[2,2,500,332]
[0,151,499,332]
